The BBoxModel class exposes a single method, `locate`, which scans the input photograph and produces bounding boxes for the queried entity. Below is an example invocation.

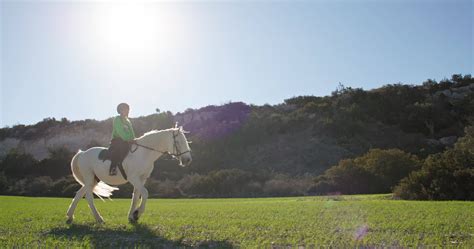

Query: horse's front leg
[128,187,141,223]
[136,185,148,218]
[128,177,149,222]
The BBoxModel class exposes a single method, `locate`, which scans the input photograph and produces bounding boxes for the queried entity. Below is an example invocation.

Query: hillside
[0,74,473,197]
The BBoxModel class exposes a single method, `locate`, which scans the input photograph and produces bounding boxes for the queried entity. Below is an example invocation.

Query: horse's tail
[93,181,119,200]
[71,150,85,186]
[71,150,118,200]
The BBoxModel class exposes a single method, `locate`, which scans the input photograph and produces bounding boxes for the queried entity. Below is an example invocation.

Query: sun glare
[92,3,181,60]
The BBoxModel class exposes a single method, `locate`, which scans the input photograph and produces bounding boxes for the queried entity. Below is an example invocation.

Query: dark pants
[109,138,131,174]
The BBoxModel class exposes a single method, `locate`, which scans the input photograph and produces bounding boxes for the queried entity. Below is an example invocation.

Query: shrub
[394,126,474,200]
[310,149,420,195]
[263,174,312,197]
[0,150,38,178]
[177,173,206,196]
[49,176,81,197]
[27,176,54,196]
[37,147,74,179]
[146,178,182,198]
[0,172,8,194]
[177,169,255,197]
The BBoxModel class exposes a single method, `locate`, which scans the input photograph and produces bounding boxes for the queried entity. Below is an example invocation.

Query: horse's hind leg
[66,186,86,224]
[82,173,105,223]
[85,186,105,224]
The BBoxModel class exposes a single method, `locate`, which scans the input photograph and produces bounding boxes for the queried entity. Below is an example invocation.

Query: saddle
[98,148,129,180]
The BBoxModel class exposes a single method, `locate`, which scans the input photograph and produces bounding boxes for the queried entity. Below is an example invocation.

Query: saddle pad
[98,149,110,162]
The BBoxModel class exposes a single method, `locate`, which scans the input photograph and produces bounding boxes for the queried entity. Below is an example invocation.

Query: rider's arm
[130,120,136,139]
[123,118,136,140]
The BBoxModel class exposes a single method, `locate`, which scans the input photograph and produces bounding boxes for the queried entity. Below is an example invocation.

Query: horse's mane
[137,128,180,139]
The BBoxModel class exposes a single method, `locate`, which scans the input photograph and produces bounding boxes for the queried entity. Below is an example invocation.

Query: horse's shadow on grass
[47,223,235,248]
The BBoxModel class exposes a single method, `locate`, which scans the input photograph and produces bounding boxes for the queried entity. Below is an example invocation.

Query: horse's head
[170,125,192,167]
[137,125,192,167]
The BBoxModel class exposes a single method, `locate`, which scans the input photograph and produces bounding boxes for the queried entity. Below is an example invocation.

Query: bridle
[130,130,191,158]
[170,129,191,157]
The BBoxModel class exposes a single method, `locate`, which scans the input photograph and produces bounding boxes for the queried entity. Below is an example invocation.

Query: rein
[130,130,190,157]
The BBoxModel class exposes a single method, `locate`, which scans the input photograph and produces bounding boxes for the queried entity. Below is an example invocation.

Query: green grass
[0,194,472,248]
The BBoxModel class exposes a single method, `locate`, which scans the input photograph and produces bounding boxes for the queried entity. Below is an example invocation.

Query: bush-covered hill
[0,74,473,198]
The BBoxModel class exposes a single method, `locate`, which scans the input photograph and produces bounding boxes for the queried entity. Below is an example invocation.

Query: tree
[37,147,74,179]
[394,126,474,200]
[0,149,38,178]
[0,172,8,194]
[310,149,420,195]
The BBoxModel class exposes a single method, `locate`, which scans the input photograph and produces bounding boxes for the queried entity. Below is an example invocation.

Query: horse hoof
[133,210,139,221]
[66,218,73,224]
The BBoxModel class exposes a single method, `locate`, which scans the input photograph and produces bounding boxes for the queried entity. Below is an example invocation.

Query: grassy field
[0,194,472,248]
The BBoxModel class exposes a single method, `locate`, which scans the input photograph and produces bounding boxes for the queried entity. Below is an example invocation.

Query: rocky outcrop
[426,136,458,148]
[434,83,474,101]
[0,126,109,160]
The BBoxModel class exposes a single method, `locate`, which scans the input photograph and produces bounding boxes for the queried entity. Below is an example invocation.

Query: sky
[1,0,472,127]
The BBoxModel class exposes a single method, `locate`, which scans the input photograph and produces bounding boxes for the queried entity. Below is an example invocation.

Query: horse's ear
[174,122,178,128]
[179,125,183,131]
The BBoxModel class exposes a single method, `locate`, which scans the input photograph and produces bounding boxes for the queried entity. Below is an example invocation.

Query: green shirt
[112,116,136,141]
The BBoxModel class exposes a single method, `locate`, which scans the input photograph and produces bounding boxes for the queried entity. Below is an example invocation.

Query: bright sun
[93,3,176,58]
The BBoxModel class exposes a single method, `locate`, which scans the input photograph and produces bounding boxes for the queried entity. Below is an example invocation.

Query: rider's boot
[109,161,118,176]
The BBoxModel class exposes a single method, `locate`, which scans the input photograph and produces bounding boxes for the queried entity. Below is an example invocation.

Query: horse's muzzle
[181,155,192,166]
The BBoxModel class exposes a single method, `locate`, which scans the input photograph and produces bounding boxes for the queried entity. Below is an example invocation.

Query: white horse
[66,126,192,224]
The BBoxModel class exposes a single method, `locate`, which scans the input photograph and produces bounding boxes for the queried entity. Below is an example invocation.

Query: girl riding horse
[109,103,137,176]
